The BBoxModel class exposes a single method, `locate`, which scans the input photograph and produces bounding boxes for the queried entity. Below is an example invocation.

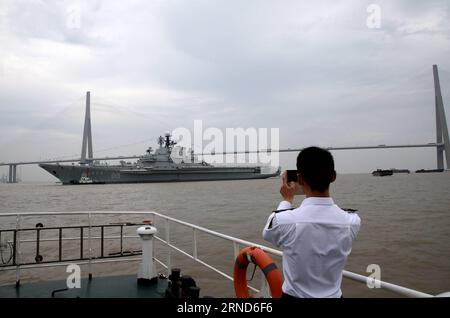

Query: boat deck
[0,274,167,298]
[0,211,442,298]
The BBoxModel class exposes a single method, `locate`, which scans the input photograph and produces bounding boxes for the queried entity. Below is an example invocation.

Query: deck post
[137,225,158,284]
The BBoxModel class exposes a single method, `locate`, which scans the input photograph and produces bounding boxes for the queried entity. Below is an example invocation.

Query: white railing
[0,211,442,298]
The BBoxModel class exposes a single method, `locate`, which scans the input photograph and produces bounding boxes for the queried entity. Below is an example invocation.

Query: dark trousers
[282,292,343,298]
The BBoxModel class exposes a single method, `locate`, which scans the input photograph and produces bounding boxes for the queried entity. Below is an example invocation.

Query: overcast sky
[1,0,450,181]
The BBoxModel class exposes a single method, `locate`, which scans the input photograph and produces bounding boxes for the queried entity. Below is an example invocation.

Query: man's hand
[280,171,297,204]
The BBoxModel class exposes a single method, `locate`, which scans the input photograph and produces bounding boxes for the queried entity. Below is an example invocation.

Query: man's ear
[330,170,337,183]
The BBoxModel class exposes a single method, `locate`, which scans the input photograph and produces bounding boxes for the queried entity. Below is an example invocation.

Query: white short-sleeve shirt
[262,197,361,298]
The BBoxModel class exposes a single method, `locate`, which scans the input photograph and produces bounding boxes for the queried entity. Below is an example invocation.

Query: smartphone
[284,170,304,195]
[286,170,298,183]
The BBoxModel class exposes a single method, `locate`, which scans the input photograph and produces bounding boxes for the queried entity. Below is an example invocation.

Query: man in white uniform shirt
[263,147,361,298]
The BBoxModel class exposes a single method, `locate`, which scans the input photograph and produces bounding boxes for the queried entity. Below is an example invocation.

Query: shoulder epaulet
[272,208,295,214]
[342,208,358,213]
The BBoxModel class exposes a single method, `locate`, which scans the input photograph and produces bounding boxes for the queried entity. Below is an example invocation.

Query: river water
[0,173,449,297]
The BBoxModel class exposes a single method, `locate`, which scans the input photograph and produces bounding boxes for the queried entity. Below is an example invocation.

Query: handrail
[0,211,438,297]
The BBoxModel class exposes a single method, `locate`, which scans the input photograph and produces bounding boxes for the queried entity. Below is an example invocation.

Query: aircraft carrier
[39,133,280,185]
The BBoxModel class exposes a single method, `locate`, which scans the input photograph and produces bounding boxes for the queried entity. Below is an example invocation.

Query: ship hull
[39,164,280,185]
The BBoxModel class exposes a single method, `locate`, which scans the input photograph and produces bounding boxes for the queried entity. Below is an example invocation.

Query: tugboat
[372,169,394,177]
[39,133,280,185]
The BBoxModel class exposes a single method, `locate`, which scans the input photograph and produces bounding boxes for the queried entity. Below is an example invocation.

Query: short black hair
[296,146,335,192]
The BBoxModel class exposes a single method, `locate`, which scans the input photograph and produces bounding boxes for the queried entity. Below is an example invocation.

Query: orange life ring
[233,246,283,298]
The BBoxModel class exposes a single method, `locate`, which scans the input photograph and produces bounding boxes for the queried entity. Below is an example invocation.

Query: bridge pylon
[80,91,94,165]
[433,65,450,170]
[7,164,17,183]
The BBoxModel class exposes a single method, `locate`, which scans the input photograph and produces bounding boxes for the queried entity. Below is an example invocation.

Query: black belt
[281,292,297,299]
[282,292,344,298]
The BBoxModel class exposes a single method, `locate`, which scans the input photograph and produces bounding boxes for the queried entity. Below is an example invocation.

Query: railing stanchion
[35,227,41,263]
[80,227,83,260]
[259,272,270,298]
[12,230,17,266]
[233,242,240,258]
[193,228,198,259]
[88,212,92,280]
[165,218,171,274]
[100,226,104,258]
[120,225,123,255]
[15,214,21,287]
[58,228,62,262]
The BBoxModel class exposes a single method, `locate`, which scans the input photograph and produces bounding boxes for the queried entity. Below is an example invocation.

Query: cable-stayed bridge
[1,65,449,183]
